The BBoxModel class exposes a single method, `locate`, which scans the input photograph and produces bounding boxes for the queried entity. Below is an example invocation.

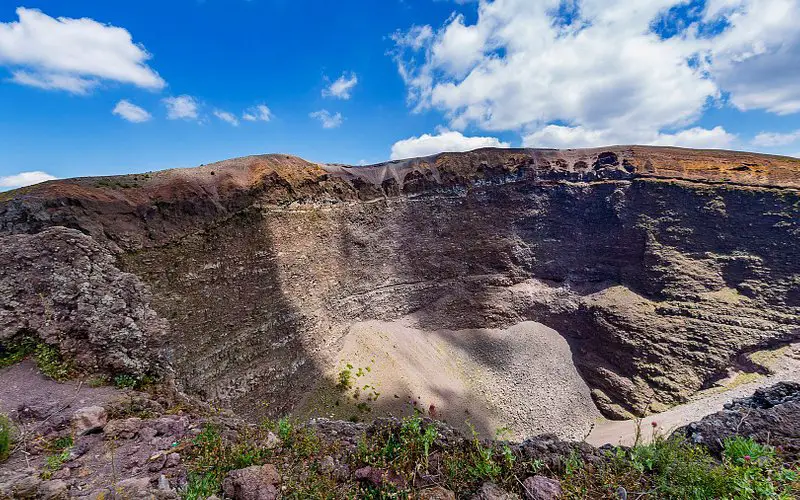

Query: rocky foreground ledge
[1,360,798,499]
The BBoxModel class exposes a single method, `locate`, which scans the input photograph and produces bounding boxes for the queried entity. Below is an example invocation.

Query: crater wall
[1,147,799,424]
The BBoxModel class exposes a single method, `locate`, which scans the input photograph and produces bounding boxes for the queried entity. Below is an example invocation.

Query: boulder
[222,464,281,500]
[71,406,107,435]
[354,466,406,488]
[418,485,457,499]
[117,476,152,492]
[472,482,521,500]
[104,417,143,440]
[38,480,68,500]
[522,475,562,500]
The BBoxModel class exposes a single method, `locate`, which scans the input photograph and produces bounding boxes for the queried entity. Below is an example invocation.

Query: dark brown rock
[678,382,800,458]
[354,466,406,489]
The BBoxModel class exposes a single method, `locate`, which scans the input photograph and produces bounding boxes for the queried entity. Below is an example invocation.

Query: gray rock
[72,406,107,436]
[222,464,281,500]
[522,475,562,500]
[0,227,167,377]
[158,474,172,491]
[264,431,281,449]
[104,417,143,440]
[472,482,521,500]
[418,486,457,499]
[165,452,181,468]
[38,479,68,500]
[139,426,158,442]
[116,476,152,495]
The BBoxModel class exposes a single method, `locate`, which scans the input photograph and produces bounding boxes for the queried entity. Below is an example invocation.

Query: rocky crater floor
[0,146,799,497]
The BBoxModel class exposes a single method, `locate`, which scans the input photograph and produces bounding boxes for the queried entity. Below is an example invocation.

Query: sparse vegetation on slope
[179,413,800,499]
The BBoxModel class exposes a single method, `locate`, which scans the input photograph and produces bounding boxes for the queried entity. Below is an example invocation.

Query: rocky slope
[1,147,799,434]
[1,359,798,499]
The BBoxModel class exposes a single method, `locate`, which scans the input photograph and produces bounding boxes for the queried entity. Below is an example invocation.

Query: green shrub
[564,433,799,499]
[0,336,72,381]
[337,367,353,391]
[113,373,156,389]
[724,435,776,466]
[0,414,13,461]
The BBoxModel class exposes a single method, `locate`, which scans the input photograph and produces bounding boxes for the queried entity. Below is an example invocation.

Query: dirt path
[298,317,601,441]
[587,344,800,446]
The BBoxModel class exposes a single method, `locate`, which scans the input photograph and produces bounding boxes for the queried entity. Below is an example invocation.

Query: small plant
[183,471,220,500]
[113,373,155,389]
[0,336,72,380]
[0,413,13,462]
[723,436,775,466]
[87,375,109,388]
[41,435,73,479]
[113,374,139,389]
[337,367,353,391]
[277,417,293,441]
[34,342,72,381]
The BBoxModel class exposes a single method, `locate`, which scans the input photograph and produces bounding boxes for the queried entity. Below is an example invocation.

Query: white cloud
[522,125,735,149]
[213,109,239,126]
[322,72,358,100]
[310,109,343,129]
[707,0,800,115]
[0,7,164,94]
[10,70,98,94]
[651,126,737,149]
[242,104,272,122]
[112,100,151,123]
[0,171,57,190]
[392,0,800,147]
[390,129,510,159]
[163,95,199,121]
[752,129,800,147]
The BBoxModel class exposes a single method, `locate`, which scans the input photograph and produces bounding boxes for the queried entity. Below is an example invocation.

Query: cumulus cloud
[242,104,272,122]
[10,70,99,94]
[752,129,800,147]
[163,95,200,121]
[392,0,800,147]
[0,171,57,190]
[213,109,239,126]
[390,129,510,159]
[707,0,800,115]
[651,127,737,149]
[112,100,151,123]
[310,109,343,129]
[0,7,164,94]
[322,72,358,100]
[523,125,735,149]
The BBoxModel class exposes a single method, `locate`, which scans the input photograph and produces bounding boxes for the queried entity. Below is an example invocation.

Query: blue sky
[1,0,800,189]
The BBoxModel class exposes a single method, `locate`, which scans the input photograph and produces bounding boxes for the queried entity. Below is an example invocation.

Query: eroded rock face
[679,382,800,457]
[1,147,798,422]
[0,227,167,377]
